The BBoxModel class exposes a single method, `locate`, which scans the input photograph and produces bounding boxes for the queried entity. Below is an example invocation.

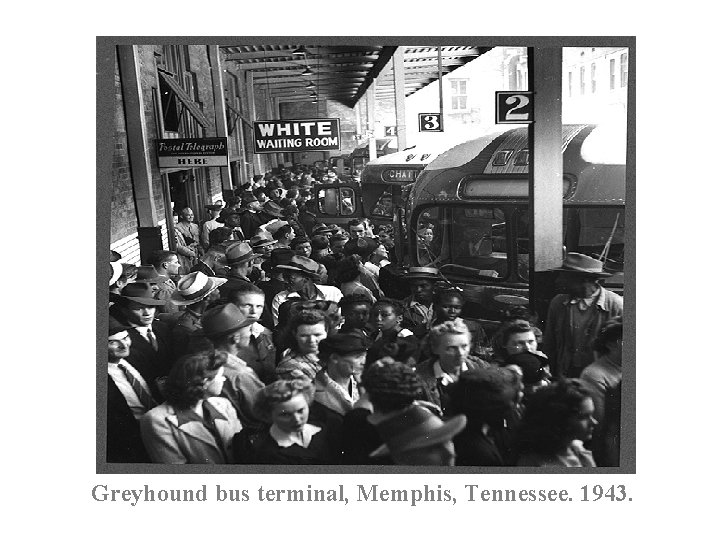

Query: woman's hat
[368,404,467,458]
[362,359,424,400]
[134,265,166,284]
[403,266,441,281]
[551,252,611,277]
[170,271,227,306]
[109,317,131,337]
[110,282,167,306]
[275,255,321,277]
[225,242,262,266]
[344,237,379,259]
[109,261,123,286]
[319,331,369,355]
[200,303,254,337]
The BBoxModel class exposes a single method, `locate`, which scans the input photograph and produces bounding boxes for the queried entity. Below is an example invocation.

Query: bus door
[313,182,362,225]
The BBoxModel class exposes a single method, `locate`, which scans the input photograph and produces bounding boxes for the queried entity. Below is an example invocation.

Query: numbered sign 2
[418,113,443,132]
[496,91,534,124]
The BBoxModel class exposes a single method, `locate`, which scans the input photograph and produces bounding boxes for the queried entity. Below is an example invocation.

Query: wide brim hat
[552,252,612,277]
[170,271,227,306]
[312,225,333,235]
[199,303,254,337]
[109,261,124,286]
[225,241,263,266]
[110,282,167,306]
[134,265,166,284]
[262,201,284,218]
[264,219,289,235]
[275,255,321,277]
[368,405,467,458]
[205,202,223,211]
[403,266,441,281]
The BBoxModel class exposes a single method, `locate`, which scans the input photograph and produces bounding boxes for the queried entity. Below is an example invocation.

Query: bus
[405,123,626,331]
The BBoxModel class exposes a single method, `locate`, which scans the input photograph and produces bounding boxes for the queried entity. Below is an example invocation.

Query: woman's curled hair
[253,377,315,423]
[163,351,227,409]
[427,319,470,350]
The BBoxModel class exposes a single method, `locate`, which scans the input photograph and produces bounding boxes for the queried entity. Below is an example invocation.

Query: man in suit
[109,282,175,399]
[106,318,152,462]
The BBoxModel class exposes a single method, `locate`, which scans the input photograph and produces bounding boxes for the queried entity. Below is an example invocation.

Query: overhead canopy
[219,44,490,108]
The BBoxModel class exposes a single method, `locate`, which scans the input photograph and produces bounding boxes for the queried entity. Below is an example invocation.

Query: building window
[580,66,585,95]
[568,71,573,98]
[159,76,180,132]
[591,63,596,93]
[609,58,616,90]
[620,53,628,87]
[450,79,468,111]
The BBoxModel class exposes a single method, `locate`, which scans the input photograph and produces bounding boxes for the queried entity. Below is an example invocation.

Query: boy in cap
[400,267,441,334]
[200,303,266,432]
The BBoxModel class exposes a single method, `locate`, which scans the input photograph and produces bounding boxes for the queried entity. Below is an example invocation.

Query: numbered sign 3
[496,91,534,124]
[418,113,443,132]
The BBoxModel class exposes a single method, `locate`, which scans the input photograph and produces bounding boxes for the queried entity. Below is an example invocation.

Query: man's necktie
[146,329,158,351]
[118,363,157,411]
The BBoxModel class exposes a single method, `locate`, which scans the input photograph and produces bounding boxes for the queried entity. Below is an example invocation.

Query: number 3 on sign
[418,113,443,132]
[496,91,534,124]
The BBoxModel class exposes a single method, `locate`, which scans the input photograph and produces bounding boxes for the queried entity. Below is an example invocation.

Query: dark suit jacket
[107,375,150,463]
[107,311,174,401]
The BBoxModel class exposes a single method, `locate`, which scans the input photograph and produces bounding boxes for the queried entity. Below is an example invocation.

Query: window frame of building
[591,63,596,93]
[609,58,616,90]
[620,53,628,88]
[450,79,469,111]
[568,71,573,98]
[580,66,586,96]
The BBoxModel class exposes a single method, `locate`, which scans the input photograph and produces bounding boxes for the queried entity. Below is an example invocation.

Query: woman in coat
[140,351,242,464]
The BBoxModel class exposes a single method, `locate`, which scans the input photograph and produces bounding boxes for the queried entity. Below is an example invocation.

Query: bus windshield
[414,205,625,280]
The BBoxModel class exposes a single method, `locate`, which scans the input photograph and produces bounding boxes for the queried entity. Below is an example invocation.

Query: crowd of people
[107,164,624,468]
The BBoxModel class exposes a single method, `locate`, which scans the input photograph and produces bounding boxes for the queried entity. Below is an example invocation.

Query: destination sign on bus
[381,168,421,183]
[156,137,228,168]
[253,119,341,153]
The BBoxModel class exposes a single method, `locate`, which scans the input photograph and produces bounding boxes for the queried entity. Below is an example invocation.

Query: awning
[157,70,212,128]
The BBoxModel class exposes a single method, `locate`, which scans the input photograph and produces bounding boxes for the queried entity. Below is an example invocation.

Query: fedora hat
[312,224,333,235]
[275,255,321,277]
[368,404,466,458]
[403,266,441,281]
[109,261,123,286]
[552,252,611,277]
[216,207,243,224]
[261,247,294,273]
[225,242,262,266]
[250,231,278,249]
[170,271,227,306]
[134,265,166,284]
[200,303,254,337]
[110,282,167,306]
[205,201,223,211]
[109,317,131,337]
[264,219,289,235]
[262,201,284,218]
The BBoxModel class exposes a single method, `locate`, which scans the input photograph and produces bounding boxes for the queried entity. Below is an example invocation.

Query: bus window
[564,208,625,267]
[319,188,338,215]
[370,188,393,217]
[415,206,509,277]
[340,187,356,215]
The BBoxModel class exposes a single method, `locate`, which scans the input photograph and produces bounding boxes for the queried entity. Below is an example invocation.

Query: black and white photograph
[98,37,633,472]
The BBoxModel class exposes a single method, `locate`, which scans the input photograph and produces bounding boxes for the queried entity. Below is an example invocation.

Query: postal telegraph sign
[156,138,228,168]
[496,91,534,124]
[253,118,341,153]
[418,113,443,132]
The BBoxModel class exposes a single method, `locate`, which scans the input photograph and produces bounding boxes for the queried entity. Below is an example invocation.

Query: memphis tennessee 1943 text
[91,483,581,507]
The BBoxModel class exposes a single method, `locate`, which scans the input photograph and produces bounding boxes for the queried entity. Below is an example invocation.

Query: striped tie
[146,329,158,351]
[118,363,157,411]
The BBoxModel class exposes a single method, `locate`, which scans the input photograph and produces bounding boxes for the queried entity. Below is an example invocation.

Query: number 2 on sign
[505,95,530,120]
